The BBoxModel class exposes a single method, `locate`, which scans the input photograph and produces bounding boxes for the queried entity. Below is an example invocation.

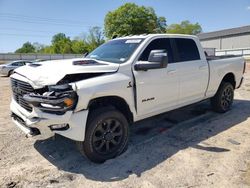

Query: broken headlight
[23,84,78,114]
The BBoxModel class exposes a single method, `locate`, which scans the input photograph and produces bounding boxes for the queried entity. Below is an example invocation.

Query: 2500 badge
[142,97,155,103]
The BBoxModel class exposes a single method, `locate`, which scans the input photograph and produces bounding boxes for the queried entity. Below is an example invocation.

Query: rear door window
[17,62,24,66]
[174,38,200,62]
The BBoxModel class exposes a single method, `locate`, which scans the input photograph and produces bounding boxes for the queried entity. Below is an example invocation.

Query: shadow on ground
[34,99,250,182]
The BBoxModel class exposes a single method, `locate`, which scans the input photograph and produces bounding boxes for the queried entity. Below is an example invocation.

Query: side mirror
[134,50,168,71]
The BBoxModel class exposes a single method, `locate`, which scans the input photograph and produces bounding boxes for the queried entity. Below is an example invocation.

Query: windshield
[87,38,143,64]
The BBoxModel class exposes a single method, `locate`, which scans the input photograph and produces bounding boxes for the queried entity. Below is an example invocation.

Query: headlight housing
[23,84,78,114]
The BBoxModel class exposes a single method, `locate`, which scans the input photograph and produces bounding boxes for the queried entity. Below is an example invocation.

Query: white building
[198,25,250,56]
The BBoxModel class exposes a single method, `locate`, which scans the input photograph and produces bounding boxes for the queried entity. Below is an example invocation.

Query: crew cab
[10,34,245,163]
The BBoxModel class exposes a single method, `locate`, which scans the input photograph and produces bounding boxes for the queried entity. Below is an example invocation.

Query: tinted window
[11,62,19,66]
[87,39,143,64]
[175,38,200,62]
[12,62,24,66]
[139,38,174,63]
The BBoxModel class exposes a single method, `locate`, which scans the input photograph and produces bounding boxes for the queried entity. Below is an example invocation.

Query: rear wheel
[76,107,129,163]
[211,82,234,113]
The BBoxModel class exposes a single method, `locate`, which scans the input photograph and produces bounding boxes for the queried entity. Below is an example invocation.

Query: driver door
[133,38,179,117]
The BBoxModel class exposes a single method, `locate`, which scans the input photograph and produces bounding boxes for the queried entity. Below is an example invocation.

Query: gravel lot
[0,65,250,188]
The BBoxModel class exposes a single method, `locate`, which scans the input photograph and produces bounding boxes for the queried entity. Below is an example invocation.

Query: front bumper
[10,99,88,141]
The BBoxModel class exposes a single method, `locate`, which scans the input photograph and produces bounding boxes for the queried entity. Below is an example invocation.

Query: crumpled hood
[14,58,119,87]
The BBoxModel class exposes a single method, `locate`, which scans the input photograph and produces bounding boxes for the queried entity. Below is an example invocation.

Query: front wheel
[8,70,14,76]
[76,107,129,163]
[211,82,234,113]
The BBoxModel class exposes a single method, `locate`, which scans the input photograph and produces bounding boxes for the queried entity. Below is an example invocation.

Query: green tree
[15,42,35,53]
[71,40,88,54]
[51,33,72,54]
[166,20,202,35]
[155,16,167,33]
[33,42,46,53]
[104,3,167,38]
[85,26,105,52]
[40,46,53,54]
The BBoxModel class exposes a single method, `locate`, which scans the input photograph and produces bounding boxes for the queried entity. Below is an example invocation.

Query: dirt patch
[241,163,250,186]
[0,72,250,187]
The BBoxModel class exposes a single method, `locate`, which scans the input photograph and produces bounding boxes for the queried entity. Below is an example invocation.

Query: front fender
[74,73,135,114]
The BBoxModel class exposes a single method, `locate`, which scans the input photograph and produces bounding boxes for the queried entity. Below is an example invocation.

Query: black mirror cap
[134,50,168,71]
[134,62,162,71]
[148,49,168,67]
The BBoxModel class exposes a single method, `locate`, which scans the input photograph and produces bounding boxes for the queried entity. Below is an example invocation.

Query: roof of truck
[115,33,198,40]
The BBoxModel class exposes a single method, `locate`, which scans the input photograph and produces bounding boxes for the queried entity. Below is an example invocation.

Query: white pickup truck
[10,34,245,163]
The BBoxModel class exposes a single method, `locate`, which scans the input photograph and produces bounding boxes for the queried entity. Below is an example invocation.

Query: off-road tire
[76,107,129,163]
[211,82,234,113]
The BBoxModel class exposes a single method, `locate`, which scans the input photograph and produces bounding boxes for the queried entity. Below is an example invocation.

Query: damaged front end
[13,72,107,115]
[23,84,78,115]
[10,60,118,140]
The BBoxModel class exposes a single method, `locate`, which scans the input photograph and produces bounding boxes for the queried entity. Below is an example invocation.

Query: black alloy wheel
[92,118,124,155]
[211,82,234,113]
[76,107,129,163]
[220,85,234,111]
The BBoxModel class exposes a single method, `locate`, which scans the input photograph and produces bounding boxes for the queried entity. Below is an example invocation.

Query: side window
[175,38,200,62]
[11,62,18,66]
[17,62,24,66]
[139,38,174,63]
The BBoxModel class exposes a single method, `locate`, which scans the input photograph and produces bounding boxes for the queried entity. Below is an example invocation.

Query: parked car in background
[0,60,33,76]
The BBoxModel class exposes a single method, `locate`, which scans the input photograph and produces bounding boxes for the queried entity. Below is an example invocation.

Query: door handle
[167,69,177,74]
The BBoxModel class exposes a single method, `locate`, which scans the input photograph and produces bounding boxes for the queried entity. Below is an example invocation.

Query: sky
[0,0,250,53]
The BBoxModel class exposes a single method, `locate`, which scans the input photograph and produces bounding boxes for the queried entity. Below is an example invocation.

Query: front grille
[11,78,34,112]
